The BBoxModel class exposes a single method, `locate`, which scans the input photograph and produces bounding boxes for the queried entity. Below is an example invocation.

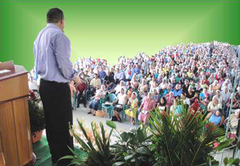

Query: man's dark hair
[47,8,64,23]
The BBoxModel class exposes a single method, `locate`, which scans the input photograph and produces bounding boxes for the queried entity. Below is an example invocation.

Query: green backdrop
[0,0,239,71]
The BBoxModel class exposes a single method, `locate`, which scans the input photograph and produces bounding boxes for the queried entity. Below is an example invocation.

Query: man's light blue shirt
[34,23,75,83]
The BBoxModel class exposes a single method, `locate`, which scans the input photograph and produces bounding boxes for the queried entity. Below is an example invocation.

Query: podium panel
[0,101,19,166]
[13,97,33,165]
[0,71,29,102]
[0,62,35,166]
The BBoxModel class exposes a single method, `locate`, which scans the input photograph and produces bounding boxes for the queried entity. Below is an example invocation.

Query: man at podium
[33,8,80,166]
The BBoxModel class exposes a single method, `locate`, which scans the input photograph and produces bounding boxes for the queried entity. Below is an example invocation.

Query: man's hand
[72,75,80,85]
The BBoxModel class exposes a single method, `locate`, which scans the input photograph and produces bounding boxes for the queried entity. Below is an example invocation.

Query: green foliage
[28,99,45,134]
[221,141,240,166]
[62,119,114,166]
[62,105,236,166]
[110,125,155,166]
[223,157,240,166]
[148,105,227,166]
[106,120,116,129]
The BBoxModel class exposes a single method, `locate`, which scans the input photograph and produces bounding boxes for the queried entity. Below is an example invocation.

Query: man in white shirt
[221,87,231,117]
[221,87,231,104]
[28,75,39,91]
[111,81,126,94]
[112,88,128,122]
[114,68,124,84]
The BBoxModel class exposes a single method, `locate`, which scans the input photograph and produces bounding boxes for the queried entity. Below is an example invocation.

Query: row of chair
[101,93,138,123]
[73,91,141,123]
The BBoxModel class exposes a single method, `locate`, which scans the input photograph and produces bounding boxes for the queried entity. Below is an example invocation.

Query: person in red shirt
[77,78,88,108]
[202,75,210,86]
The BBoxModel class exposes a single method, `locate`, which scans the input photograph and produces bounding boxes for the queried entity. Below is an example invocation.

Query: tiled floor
[73,105,137,131]
[72,105,138,143]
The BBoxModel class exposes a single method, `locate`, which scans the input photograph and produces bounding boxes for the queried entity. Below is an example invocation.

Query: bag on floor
[111,115,118,121]
[96,111,105,117]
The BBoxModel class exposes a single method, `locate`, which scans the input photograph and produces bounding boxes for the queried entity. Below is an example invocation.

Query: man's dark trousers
[39,79,74,166]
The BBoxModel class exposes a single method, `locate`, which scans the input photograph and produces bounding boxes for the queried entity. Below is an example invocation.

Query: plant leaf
[106,120,116,129]
[113,161,125,166]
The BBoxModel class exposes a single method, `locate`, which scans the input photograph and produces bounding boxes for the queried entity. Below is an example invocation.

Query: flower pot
[32,130,43,143]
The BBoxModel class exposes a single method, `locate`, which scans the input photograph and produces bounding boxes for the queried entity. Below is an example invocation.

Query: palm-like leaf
[62,120,113,166]
[149,103,226,166]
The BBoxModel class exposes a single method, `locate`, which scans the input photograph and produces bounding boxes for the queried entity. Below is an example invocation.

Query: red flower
[213,141,219,148]
[29,90,36,100]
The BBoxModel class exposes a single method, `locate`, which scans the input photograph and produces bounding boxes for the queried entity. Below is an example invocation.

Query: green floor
[33,136,86,166]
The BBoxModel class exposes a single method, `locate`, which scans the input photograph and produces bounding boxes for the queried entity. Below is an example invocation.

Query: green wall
[0,0,239,71]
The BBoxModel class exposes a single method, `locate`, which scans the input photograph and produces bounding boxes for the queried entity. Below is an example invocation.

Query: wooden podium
[0,61,36,166]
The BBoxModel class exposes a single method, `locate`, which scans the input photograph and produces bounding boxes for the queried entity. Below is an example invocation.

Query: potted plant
[29,90,45,143]
[61,119,114,166]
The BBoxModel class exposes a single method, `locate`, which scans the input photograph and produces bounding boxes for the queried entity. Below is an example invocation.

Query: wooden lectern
[0,61,36,166]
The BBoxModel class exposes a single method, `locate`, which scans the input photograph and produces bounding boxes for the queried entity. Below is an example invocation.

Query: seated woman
[207,96,222,113]
[88,85,106,116]
[199,87,210,101]
[166,92,175,113]
[152,88,159,102]
[225,109,240,139]
[186,85,196,105]
[212,80,220,95]
[181,93,190,107]
[157,97,167,112]
[170,99,183,115]
[230,88,240,112]
[159,78,167,90]
[137,69,144,81]
[131,74,139,88]
[125,92,138,124]
[206,109,224,126]
[126,86,133,99]
[112,88,128,122]
[138,79,148,96]
[138,92,156,124]
[189,98,201,114]
[199,88,210,112]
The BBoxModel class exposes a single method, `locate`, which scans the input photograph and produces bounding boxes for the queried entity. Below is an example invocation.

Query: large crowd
[29,41,240,134]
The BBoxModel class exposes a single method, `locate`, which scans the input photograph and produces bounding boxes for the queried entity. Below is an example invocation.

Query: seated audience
[76,78,88,108]
[88,85,106,115]
[125,92,139,124]
[138,92,156,124]
[207,96,222,113]
[157,97,167,112]
[206,109,225,126]
[112,88,128,122]
[29,41,239,131]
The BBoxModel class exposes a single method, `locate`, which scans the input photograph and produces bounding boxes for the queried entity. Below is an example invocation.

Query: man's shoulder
[35,26,65,42]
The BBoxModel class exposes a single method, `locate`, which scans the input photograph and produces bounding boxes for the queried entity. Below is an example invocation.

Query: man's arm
[114,73,117,80]
[54,33,75,80]
[120,72,124,80]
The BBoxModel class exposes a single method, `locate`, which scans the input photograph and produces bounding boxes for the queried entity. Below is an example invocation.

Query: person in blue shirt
[34,8,80,166]
[163,84,172,97]
[206,109,224,126]
[172,84,183,97]
[114,68,124,84]
[133,64,140,74]
[170,76,177,89]
[137,69,144,81]
[98,67,106,82]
